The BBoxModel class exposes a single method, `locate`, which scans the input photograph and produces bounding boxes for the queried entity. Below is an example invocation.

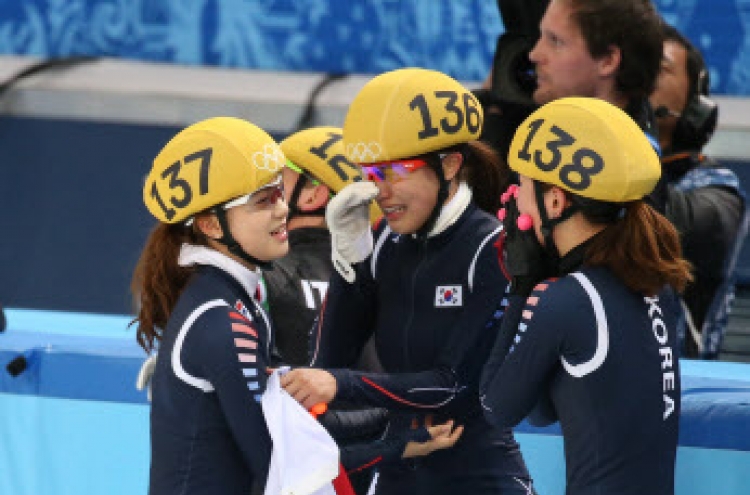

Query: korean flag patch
[435,285,463,307]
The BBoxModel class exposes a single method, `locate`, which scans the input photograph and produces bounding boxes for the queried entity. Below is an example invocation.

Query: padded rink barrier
[1,309,750,495]
[0,309,149,494]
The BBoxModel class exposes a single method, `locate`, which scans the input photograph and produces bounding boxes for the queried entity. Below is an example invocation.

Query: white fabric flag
[262,368,340,495]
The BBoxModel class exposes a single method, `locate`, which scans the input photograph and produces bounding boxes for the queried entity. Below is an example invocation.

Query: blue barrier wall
[0,0,750,95]
[0,116,177,314]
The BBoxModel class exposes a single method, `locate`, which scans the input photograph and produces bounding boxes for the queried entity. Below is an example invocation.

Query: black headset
[655,31,718,152]
[675,69,718,151]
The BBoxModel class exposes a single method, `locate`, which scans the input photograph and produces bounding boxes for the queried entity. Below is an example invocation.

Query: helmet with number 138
[506,97,691,297]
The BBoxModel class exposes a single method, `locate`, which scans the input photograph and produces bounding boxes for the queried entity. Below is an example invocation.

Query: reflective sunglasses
[184,177,284,225]
[360,158,430,184]
[223,176,285,210]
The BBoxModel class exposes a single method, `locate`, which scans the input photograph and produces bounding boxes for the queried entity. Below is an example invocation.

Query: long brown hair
[457,140,511,214]
[585,201,693,296]
[131,222,207,353]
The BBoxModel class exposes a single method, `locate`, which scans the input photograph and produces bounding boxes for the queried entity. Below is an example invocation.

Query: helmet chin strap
[416,152,455,240]
[212,206,274,271]
[532,180,578,263]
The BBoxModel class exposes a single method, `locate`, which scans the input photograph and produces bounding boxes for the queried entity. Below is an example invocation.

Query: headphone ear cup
[673,94,718,151]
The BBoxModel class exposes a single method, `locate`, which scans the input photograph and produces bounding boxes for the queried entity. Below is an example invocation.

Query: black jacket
[662,152,745,357]
[263,227,332,365]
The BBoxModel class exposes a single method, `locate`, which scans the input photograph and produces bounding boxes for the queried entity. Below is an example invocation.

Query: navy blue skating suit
[481,262,682,495]
[148,246,275,495]
[311,188,533,495]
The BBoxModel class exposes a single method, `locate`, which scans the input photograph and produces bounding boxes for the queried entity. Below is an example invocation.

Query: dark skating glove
[496,184,555,297]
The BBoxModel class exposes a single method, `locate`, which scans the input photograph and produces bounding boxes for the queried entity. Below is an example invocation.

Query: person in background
[281,67,534,495]
[529,0,663,135]
[481,97,692,495]
[477,0,662,159]
[265,126,381,368]
[268,126,384,494]
[649,23,747,359]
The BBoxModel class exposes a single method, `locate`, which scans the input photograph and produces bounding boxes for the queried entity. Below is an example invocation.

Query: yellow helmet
[281,126,382,224]
[281,127,362,193]
[343,68,483,164]
[144,117,286,223]
[508,97,661,202]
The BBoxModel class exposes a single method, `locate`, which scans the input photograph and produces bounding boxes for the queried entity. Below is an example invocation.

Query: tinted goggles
[223,176,285,210]
[184,176,284,225]
[360,158,429,184]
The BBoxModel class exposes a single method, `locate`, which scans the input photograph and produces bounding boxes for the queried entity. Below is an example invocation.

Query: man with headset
[649,24,747,359]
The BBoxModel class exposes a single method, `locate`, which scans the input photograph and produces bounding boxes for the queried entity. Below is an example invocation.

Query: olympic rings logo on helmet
[252,144,286,172]
[346,142,383,163]
[508,98,661,203]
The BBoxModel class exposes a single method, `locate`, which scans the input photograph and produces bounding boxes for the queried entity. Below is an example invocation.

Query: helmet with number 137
[143,116,289,269]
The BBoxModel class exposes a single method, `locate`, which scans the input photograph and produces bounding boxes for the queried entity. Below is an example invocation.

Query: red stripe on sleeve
[234,338,258,349]
[361,377,440,409]
[229,311,250,322]
[347,456,383,474]
[232,323,258,338]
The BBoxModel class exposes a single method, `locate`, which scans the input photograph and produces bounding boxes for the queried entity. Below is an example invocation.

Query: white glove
[136,353,158,402]
[326,181,379,283]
